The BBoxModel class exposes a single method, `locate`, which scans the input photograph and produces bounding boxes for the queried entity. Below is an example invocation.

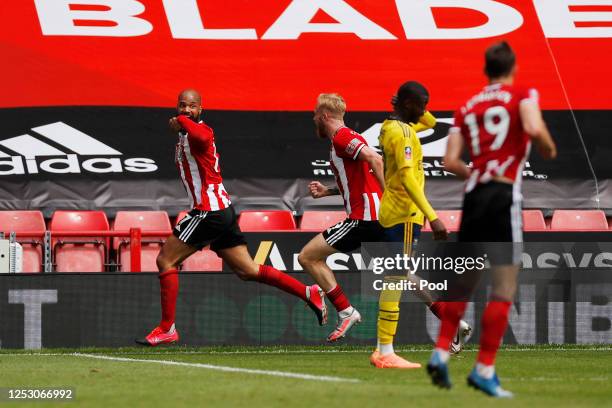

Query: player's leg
[466,183,517,398]
[371,222,420,368]
[474,265,517,367]
[466,264,516,398]
[298,220,362,339]
[156,235,197,326]
[393,234,472,354]
[467,242,518,398]
[215,243,326,325]
[297,233,338,291]
[427,189,485,385]
[136,213,201,346]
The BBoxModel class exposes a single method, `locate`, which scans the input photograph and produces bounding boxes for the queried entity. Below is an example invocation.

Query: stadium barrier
[0,269,610,349]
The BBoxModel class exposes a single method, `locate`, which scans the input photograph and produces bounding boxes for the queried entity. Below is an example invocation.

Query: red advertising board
[2,0,611,110]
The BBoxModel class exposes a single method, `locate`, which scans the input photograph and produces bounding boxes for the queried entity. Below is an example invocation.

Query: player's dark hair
[395,81,429,106]
[484,41,516,79]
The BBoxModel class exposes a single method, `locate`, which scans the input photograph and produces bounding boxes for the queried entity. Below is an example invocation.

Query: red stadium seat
[175,211,223,272]
[422,210,462,232]
[113,211,172,272]
[299,211,346,231]
[522,210,547,231]
[238,210,296,232]
[50,210,109,272]
[550,210,608,231]
[0,211,45,273]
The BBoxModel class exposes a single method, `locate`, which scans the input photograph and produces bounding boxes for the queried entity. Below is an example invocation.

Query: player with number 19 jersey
[452,83,538,192]
[452,83,539,245]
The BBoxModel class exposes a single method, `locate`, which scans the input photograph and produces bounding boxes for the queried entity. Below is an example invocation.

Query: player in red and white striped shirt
[298,93,386,342]
[428,42,556,397]
[137,89,326,346]
[174,112,231,211]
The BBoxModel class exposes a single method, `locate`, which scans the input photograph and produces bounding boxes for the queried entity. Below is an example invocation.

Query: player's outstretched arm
[443,130,471,180]
[519,101,557,160]
[357,146,385,191]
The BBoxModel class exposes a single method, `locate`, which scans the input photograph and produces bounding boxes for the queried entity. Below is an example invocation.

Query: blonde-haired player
[299,93,386,341]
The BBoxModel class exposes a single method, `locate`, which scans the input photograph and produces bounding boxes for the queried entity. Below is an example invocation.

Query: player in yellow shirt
[369,81,471,368]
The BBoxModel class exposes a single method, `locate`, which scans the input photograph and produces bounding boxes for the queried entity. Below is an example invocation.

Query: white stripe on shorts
[179,211,207,241]
[327,220,358,246]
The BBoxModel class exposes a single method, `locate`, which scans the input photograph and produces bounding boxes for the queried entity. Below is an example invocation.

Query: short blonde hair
[316,93,346,118]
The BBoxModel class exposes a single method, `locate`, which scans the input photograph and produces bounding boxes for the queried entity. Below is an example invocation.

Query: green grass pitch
[1,345,610,407]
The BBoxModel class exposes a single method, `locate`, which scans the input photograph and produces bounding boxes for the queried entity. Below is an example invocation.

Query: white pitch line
[72,353,360,383]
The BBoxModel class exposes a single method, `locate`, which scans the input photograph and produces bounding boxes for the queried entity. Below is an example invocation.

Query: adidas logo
[0,122,157,175]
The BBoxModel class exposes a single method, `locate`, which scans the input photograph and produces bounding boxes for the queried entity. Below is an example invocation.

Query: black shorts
[322,218,386,253]
[459,181,522,264]
[173,206,247,253]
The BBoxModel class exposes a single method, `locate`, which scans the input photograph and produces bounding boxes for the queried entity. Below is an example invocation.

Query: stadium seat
[113,211,172,272]
[299,211,346,231]
[550,210,608,231]
[175,211,223,272]
[238,210,297,231]
[422,210,462,232]
[0,211,45,273]
[50,210,109,272]
[181,248,223,272]
[522,209,548,231]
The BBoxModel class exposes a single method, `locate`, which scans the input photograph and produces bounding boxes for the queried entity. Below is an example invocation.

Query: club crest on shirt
[345,138,361,155]
[405,146,412,160]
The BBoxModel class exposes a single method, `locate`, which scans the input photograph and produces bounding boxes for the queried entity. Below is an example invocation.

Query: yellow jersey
[378,115,432,228]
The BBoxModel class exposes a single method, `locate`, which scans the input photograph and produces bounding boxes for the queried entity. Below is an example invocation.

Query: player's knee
[156,254,177,272]
[234,269,249,280]
[234,266,258,281]
[297,252,309,268]
[297,251,317,268]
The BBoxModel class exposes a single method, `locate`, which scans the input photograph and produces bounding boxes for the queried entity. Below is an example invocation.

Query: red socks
[478,301,511,365]
[159,268,179,332]
[435,301,467,350]
[256,265,308,302]
[327,285,350,312]
[429,301,445,320]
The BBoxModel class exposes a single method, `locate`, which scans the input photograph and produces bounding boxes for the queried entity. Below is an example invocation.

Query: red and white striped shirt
[175,115,231,211]
[452,84,536,192]
[329,127,382,220]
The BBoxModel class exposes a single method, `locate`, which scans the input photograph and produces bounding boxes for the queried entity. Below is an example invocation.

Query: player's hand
[169,117,182,133]
[391,94,398,106]
[308,181,328,198]
[537,140,557,160]
[430,219,448,241]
